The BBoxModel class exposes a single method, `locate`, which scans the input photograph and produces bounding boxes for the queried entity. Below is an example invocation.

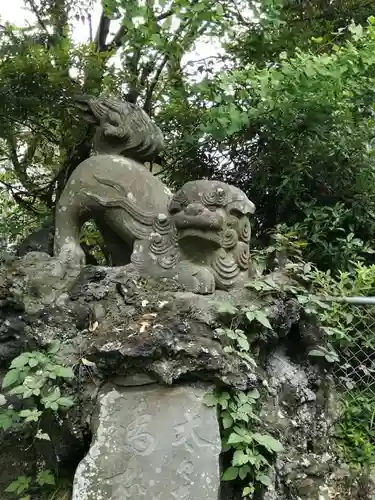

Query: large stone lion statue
[54,95,255,293]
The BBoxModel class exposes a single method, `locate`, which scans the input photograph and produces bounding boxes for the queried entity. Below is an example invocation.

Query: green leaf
[245,311,255,323]
[28,358,39,368]
[10,355,29,369]
[44,387,61,402]
[243,485,254,496]
[42,387,63,409]
[2,369,21,389]
[237,392,248,404]
[0,411,14,430]
[222,414,234,429]
[5,481,20,493]
[36,469,55,486]
[245,280,263,291]
[348,22,364,39]
[161,16,172,30]
[237,336,250,351]
[251,433,284,453]
[256,473,272,487]
[5,476,31,494]
[216,301,238,315]
[238,351,257,367]
[233,450,249,466]
[222,467,239,481]
[227,432,245,445]
[218,392,230,409]
[54,366,74,378]
[308,349,326,357]
[19,409,42,422]
[36,430,51,441]
[56,396,74,408]
[247,388,260,400]
[225,329,237,340]
[151,33,163,46]
[215,3,224,16]
[325,354,338,363]
[203,392,218,407]
[22,388,34,399]
[9,385,27,396]
[254,311,272,329]
[239,464,251,480]
[48,341,61,355]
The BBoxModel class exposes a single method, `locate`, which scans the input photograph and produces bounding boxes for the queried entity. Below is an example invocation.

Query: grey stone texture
[54,155,256,293]
[131,179,256,293]
[55,94,257,294]
[74,95,164,161]
[54,154,173,267]
[72,383,221,500]
[0,253,373,498]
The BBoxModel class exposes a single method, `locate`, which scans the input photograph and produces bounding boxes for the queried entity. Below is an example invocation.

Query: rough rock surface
[256,349,375,500]
[0,252,372,499]
[0,252,288,388]
[72,382,221,500]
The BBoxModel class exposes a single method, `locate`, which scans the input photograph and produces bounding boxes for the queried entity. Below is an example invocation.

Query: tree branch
[143,0,203,115]
[25,0,49,35]
[144,54,170,115]
[6,134,52,207]
[105,24,127,52]
[7,135,33,192]
[0,180,41,215]
[156,9,174,21]
[88,13,93,43]
[94,9,111,52]
[21,135,39,169]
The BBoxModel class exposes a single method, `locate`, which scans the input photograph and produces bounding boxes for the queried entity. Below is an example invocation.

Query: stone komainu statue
[54,95,255,293]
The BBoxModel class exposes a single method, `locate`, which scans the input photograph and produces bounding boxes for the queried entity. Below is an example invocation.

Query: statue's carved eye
[169,191,189,214]
[201,187,228,207]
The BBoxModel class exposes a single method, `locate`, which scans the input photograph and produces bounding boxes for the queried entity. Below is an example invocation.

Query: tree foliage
[161,17,375,271]
[0,0,244,242]
[1,0,375,272]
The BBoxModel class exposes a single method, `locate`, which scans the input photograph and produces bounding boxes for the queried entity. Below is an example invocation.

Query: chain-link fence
[322,299,375,399]
[320,297,375,465]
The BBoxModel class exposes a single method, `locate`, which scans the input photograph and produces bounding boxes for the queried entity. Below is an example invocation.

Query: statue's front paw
[193,268,215,294]
[56,241,86,267]
[177,264,215,294]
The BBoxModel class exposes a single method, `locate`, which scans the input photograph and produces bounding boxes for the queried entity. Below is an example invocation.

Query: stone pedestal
[72,383,222,500]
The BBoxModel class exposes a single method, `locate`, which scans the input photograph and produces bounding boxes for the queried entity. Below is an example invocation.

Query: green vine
[204,388,283,497]
[0,342,75,499]
[205,299,284,497]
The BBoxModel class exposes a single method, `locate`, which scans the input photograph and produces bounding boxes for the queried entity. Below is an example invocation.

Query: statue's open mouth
[172,212,224,231]
[176,228,222,246]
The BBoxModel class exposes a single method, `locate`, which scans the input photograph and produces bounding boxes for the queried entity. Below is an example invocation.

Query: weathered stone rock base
[72,382,221,500]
